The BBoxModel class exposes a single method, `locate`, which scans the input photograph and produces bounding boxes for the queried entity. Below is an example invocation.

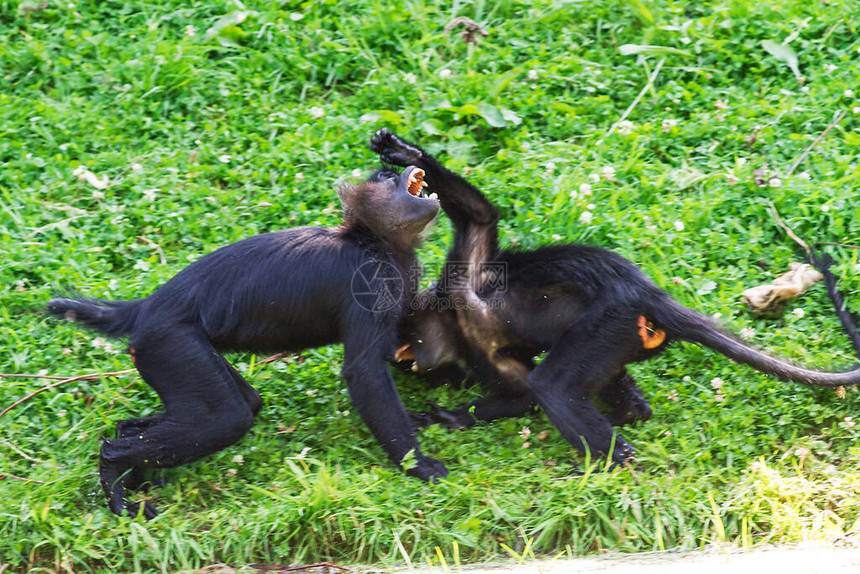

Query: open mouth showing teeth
[407,168,429,197]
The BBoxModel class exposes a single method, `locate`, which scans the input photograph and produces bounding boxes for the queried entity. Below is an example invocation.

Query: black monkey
[370,128,860,467]
[48,166,444,518]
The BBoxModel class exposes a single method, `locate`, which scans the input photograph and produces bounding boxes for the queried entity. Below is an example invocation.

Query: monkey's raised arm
[370,128,499,263]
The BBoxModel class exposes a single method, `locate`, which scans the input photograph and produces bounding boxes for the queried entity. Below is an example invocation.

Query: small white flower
[184,25,196,36]
[551,234,562,241]
[680,37,691,45]
[714,393,725,402]
[133,260,151,272]
[711,377,724,390]
[793,447,810,459]
[824,64,837,73]
[296,447,312,459]
[226,468,238,477]
[545,161,556,172]
[295,172,305,183]
[402,72,417,84]
[569,190,579,200]
[682,376,692,382]
[616,120,635,135]
[527,70,539,80]
[218,155,231,163]
[306,389,317,397]
[854,263,860,274]
[142,188,158,202]
[798,171,810,180]
[801,86,809,93]
[845,89,855,98]
[792,308,805,318]
[715,100,729,110]
[586,203,595,210]
[578,210,593,225]
[579,183,593,196]
[737,157,747,166]
[853,106,860,114]
[821,204,831,212]
[588,173,600,183]
[438,68,452,79]
[740,327,755,339]
[351,168,362,179]
[662,118,679,132]
[768,177,782,187]
[130,163,143,173]
[91,337,114,352]
[518,427,531,440]
[726,173,739,185]
[232,454,244,464]
[290,12,304,21]
[667,390,679,402]
[309,106,325,119]
[844,416,855,428]
[673,221,685,232]
[92,190,105,199]
[600,166,616,180]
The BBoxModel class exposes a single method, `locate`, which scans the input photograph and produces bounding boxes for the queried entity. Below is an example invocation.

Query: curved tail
[651,298,860,388]
[47,296,143,338]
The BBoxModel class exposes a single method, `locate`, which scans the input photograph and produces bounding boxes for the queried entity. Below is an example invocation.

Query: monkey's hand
[406,455,449,483]
[371,128,424,167]
[409,402,473,431]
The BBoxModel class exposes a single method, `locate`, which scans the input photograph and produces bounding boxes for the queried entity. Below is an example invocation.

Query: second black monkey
[372,128,860,467]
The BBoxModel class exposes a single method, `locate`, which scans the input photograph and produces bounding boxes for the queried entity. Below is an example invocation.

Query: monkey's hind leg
[114,414,165,492]
[100,325,257,519]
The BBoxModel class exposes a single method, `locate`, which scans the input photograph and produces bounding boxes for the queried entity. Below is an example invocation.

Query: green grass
[2,0,860,571]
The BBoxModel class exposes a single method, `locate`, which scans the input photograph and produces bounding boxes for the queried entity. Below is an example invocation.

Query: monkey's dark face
[340,166,440,241]
[372,165,439,226]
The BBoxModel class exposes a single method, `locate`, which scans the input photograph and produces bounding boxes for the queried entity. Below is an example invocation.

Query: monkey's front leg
[342,336,448,482]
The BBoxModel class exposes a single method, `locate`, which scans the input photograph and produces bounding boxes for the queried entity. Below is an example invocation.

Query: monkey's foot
[117,499,159,520]
[123,468,166,493]
[370,128,423,167]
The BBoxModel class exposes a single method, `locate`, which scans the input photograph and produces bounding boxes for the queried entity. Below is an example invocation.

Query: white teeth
[428,192,438,200]
[421,181,428,188]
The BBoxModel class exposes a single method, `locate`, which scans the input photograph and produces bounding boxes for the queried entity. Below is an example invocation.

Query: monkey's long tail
[47,296,143,338]
[652,299,860,388]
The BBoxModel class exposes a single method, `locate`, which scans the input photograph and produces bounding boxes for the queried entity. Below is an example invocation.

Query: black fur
[48,166,443,518]
[371,128,860,466]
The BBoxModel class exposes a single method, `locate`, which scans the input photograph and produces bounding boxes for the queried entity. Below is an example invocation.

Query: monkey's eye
[407,169,428,196]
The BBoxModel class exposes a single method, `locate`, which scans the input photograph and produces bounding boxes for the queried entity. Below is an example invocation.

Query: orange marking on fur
[637,316,666,349]
[129,346,137,366]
